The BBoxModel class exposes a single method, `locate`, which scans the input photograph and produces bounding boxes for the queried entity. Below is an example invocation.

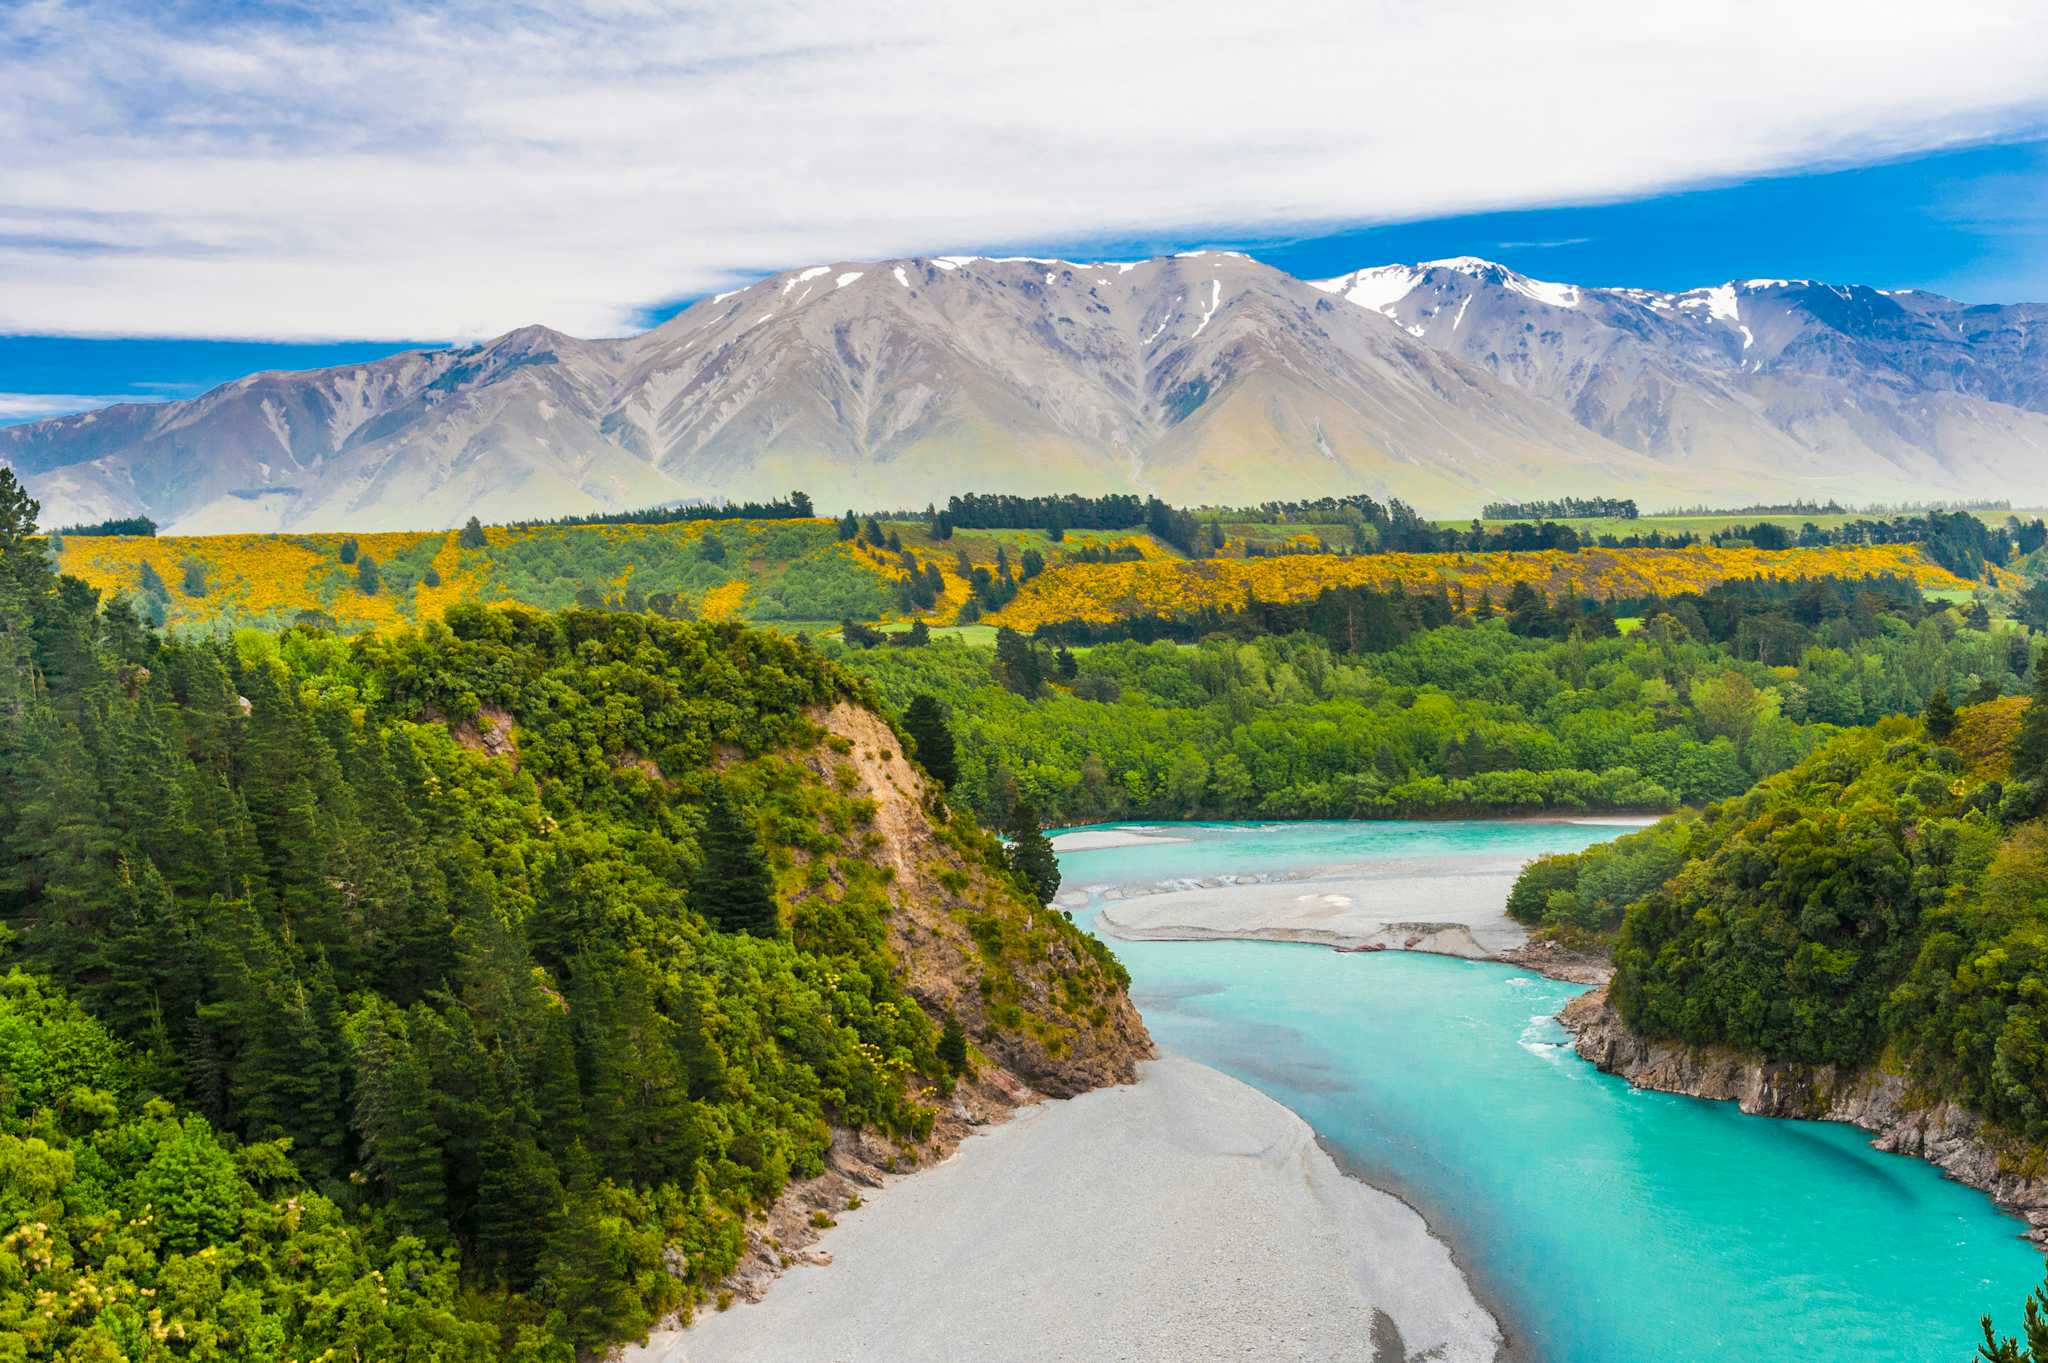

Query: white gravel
[626,1056,1502,1363]
[1048,827,1192,852]
[1095,853,1535,955]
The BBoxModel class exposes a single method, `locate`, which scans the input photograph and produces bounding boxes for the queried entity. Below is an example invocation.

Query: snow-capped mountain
[1311,258,2048,496]
[4,252,2041,533]
[0,254,1670,531]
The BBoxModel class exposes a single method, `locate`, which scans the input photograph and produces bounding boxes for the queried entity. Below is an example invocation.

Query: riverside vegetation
[0,471,1142,1361]
[1506,643,2048,1356]
[837,574,2033,829]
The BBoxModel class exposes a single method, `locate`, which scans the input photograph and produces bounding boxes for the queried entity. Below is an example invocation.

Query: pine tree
[993,627,1044,698]
[1924,686,1957,741]
[902,694,958,790]
[458,515,488,549]
[349,1005,449,1239]
[1005,801,1061,904]
[1979,1271,2048,1363]
[938,1012,969,1075]
[691,780,780,936]
[472,1124,564,1287]
[355,554,381,594]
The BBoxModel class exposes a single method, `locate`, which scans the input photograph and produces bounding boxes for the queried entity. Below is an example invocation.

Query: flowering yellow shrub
[699,580,748,620]
[982,544,1975,631]
[57,530,443,629]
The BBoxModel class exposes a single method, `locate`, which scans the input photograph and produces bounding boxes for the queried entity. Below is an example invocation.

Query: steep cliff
[1564,988,2048,1244]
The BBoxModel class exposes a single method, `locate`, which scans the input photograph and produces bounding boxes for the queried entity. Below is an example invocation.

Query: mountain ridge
[6,253,2041,532]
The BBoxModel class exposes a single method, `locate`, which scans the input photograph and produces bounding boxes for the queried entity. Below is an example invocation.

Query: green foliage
[458,516,488,549]
[356,553,381,594]
[2016,646,2048,811]
[835,604,2026,826]
[692,780,781,937]
[1926,686,1957,739]
[902,694,958,790]
[1004,802,1060,904]
[0,969,501,1362]
[0,542,1110,1360]
[937,1013,968,1075]
[1521,699,2048,1155]
[1981,1272,2048,1362]
[471,521,885,622]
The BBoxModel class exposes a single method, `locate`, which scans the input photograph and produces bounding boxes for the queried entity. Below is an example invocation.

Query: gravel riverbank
[625,1056,1504,1363]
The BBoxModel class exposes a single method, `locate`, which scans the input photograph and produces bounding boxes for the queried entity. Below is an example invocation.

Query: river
[1058,819,2044,1363]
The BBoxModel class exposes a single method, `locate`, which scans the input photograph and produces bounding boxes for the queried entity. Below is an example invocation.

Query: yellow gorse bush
[982,544,1976,630]
[53,523,1981,636]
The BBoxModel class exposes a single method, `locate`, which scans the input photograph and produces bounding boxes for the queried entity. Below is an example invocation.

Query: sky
[4,0,2048,424]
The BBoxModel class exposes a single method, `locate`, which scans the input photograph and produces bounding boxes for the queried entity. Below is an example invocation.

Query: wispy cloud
[0,391,160,422]
[4,0,2046,340]
[1496,238,1595,251]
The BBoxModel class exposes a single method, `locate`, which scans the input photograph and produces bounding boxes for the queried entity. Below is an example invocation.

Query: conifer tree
[902,694,958,790]
[691,780,780,936]
[458,515,488,549]
[938,1011,969,1075]
[1924,686,1957,740]
[1005,800,1061,904]
[349,1005,449,1238]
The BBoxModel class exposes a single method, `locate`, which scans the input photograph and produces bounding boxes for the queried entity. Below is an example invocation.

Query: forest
[1509,660,2048,1140]
[835,574,2026,827]
[0,471,1135,1361]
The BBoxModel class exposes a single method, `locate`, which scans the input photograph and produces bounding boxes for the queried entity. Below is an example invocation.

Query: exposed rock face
[1563,988,2048,1245]
[1312,257,2048,504]
[805,700,1151,1099]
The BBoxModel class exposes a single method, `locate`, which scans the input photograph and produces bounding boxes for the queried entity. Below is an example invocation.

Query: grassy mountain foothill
[0,472,1143,1362]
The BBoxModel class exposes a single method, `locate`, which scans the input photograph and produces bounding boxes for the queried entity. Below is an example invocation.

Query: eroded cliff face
[1562,988,2048,1245]
[708,701,1153,1307]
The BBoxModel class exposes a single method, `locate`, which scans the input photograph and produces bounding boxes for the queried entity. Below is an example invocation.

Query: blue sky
[5,1,2047,425]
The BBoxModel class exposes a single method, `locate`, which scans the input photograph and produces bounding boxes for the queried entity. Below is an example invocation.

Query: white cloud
[3,0,2046,340]
[0,392,154,420]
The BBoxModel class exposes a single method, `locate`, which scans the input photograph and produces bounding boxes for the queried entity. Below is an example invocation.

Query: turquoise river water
[1057,820,2044,1363]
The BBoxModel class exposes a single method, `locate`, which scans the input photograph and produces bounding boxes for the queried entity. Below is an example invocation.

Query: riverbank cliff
[1562,987,2048,1246]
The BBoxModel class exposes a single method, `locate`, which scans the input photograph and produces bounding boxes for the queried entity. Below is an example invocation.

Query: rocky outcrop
[1563,988,2048,1245]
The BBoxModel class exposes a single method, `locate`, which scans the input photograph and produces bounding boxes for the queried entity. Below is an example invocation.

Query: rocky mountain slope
[1312,257,2048,500]
[0,254,1680,531]
[7,252,2042,532]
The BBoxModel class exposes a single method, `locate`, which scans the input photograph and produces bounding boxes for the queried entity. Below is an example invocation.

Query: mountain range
[6,253,2042,532]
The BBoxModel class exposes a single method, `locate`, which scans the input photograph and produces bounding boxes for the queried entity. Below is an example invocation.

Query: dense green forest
[835,578,2030,828]
[1510,664,2048,1148]
[0,471,1137,1361]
